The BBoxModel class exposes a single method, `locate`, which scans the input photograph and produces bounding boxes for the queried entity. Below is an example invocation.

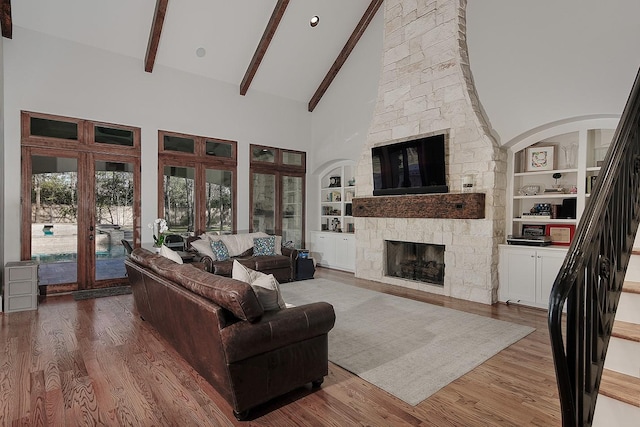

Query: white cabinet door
[334,234,355,272]
[501,247,537,305]
[536,250,567,307]
[499,245,567,308]
[311,232,335,267]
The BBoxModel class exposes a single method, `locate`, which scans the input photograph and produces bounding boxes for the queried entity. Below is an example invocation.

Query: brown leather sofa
[124,248,335,420]
[186,236,298,283]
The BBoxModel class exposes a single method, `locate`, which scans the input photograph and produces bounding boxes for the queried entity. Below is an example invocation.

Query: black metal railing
[548,68,640,427]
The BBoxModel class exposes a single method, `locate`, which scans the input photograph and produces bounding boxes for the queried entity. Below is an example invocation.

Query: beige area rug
[280,278,535,406]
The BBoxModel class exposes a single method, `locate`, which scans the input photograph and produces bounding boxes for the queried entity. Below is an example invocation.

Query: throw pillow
[211,240,230,261]
[160,244,183,264]
[253,236,276,256]
[190,238,217,261]
[232,260,286,311]
[254,232,282,255]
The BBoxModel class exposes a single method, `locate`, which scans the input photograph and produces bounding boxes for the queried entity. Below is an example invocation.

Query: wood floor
[0,268,561,426]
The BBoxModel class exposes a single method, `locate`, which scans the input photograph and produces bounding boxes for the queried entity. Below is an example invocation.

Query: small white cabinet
[498,245,567,309]
[310,231,355,272]
[3,261,39,313]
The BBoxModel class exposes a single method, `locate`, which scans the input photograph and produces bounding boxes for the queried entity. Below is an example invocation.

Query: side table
[296,257,315,281]
[4,261,39,313]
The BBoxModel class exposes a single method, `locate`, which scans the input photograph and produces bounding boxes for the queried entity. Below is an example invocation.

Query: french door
[23,148,140,291]
[21,112,141,293]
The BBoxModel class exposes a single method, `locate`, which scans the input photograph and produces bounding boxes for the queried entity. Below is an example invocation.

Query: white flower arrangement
[148,218,168,246]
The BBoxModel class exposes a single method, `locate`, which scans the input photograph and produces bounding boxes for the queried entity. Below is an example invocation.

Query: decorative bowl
[519,184,543,196]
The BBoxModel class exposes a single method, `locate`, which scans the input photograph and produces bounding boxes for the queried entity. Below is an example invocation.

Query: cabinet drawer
[6,295,37,312]
[7,280,36,296]
[8,266,36,281]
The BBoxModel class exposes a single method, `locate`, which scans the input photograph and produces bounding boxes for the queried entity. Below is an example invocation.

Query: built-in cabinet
[500,118,618,308]
[507,124,616,241]
[319,162,355,233]
[310,160,356,272]
[309,231,355,272]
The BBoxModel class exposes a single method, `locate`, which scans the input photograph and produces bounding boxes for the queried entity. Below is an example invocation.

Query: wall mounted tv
[372,134,448,196]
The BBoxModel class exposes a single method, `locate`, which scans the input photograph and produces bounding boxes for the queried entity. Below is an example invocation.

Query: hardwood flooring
[1,267,561,426]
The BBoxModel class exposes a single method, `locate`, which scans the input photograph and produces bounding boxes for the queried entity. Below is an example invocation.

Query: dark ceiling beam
[308,0,383,112]
[240,0,290,96]
[144,0,169,73]
[1,0,12,39]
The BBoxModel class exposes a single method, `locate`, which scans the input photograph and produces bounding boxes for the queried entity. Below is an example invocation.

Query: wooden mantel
[352,193,485,219]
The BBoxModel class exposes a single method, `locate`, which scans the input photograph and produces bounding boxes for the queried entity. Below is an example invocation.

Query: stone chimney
[353,0,506,304]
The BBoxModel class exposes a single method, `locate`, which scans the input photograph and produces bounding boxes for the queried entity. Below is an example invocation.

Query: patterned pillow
[211,240,230,261]
[253,236,276,256]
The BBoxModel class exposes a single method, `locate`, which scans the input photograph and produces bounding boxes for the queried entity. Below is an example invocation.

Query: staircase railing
[548,68,640,427]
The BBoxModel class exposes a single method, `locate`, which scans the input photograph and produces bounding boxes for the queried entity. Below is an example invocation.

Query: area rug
[72,285,132,301]
[280,278,535,406]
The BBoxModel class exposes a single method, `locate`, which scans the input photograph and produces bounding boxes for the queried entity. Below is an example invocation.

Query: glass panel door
[94,160,135,281]
[205,169,233,234]
[252,173,276,234]
[30,154,79,285]
[282,175,303,247]
[163,165,195,233]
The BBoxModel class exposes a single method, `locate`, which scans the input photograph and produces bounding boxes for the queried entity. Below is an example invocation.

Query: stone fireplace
[353,0,506,304]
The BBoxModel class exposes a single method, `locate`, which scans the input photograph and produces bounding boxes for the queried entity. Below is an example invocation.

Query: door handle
[89,234,94,241]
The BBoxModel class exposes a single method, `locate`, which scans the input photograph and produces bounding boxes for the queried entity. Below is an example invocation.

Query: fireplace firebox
[385,240,445,286]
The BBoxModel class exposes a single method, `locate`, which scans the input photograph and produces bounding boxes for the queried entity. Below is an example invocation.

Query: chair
[163,234,185,251]
[121,239,133,255]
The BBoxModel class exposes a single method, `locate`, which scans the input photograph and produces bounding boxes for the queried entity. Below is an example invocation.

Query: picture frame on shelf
[526,146,555,172]
[545,224,575,246]
[522,224,546,237]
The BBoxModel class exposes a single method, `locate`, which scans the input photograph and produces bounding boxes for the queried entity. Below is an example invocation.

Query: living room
[2,0,640,425]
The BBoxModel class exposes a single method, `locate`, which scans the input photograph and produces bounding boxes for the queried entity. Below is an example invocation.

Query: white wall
[3,27,311,262]
[0,36,4,271]
[467,0,640,146]
[307,11,384,243]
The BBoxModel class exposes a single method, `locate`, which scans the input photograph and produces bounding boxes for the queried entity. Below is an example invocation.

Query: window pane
[95,126,134,147]
[163,166,195,233]
[163,135,195,153]
[206,141,233,158]
[205,169,233,234]
[282,151,303,166]
[94,160,134,281]
[252,147,276,163]
[252,173,276,234]
[282,175,303,247]
[30,117,78,140]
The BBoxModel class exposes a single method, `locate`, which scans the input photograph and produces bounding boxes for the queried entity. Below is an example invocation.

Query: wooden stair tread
[623,280,640,294]
[600,369,640,407]
[612,320,640,342]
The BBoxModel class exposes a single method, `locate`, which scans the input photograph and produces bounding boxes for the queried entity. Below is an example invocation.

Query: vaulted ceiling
[4,0,383,111]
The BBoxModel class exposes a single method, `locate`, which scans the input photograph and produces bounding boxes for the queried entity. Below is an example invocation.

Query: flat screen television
[372,134,447,196]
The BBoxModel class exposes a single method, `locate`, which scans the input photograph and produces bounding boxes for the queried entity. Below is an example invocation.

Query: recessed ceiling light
[196,47,206,57]
[310,15,320,27]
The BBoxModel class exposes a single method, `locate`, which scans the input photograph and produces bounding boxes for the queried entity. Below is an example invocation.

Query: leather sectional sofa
[124,248,335,420]
[186,233,298,283]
